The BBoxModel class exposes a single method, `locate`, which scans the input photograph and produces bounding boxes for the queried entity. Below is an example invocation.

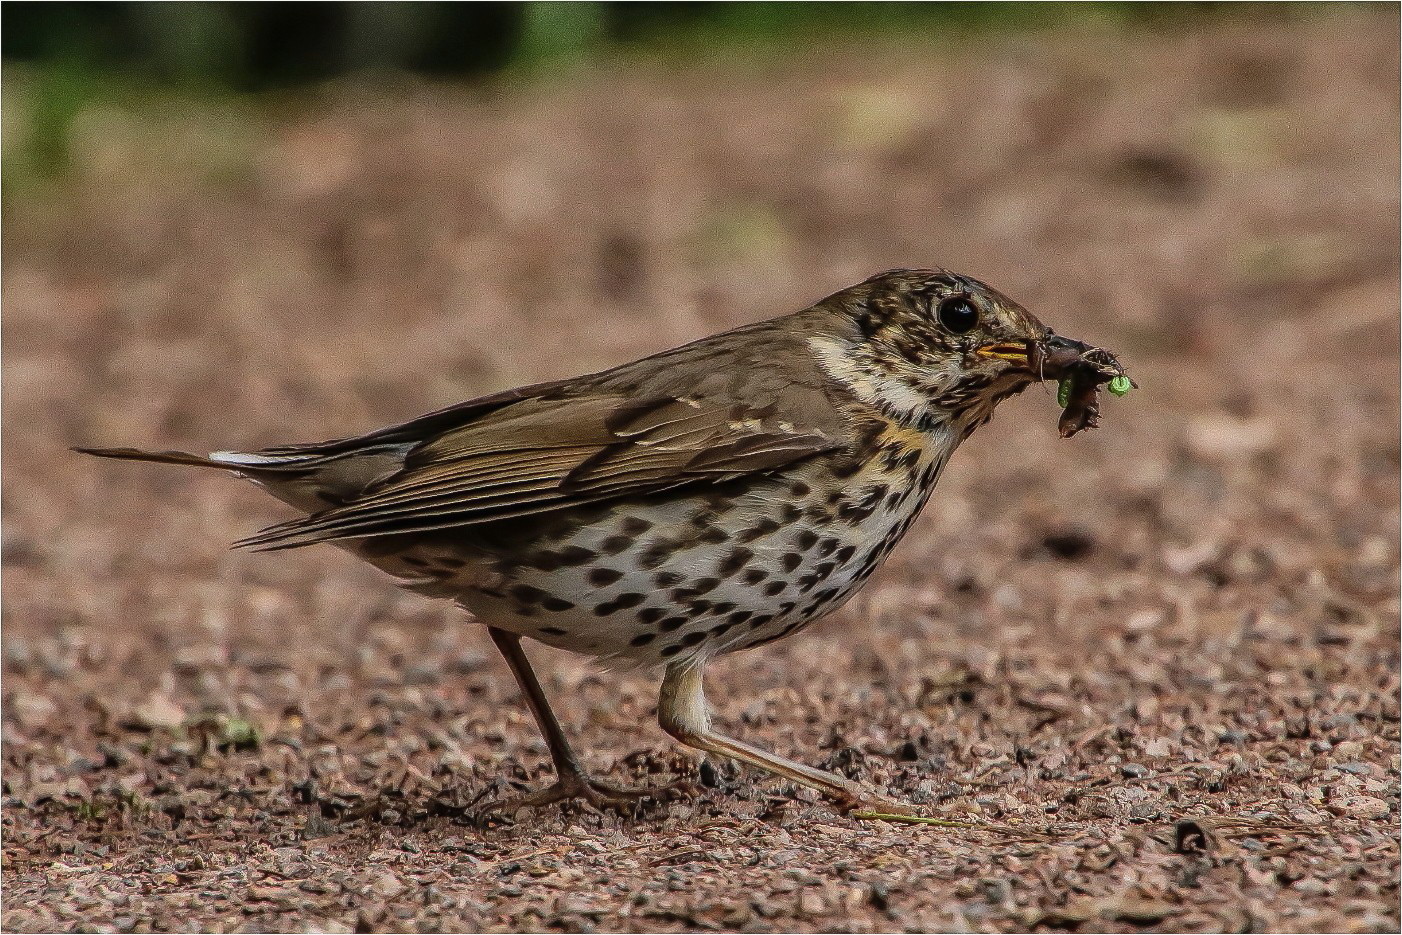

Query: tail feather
[74,445,327,471]
[77,443,414,546]
[72,446,243,470]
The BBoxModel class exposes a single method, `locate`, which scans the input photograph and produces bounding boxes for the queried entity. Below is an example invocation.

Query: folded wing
[234,390,841,551]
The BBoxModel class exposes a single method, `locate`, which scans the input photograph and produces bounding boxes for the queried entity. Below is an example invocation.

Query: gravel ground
[3,13,1399,933]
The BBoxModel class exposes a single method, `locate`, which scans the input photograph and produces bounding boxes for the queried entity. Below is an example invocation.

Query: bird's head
[809,268,1100,432]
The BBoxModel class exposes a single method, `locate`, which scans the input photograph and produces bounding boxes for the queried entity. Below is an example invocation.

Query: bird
[78,267,1120,816]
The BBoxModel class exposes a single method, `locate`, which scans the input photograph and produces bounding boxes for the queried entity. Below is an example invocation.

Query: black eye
[937,296,980,334]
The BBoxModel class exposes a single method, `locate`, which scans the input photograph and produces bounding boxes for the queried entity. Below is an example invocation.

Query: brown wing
[233,388,841,551]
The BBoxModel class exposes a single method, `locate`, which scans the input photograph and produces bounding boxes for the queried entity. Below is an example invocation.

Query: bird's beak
[974,340,1036,365]
[976,332,1098,377]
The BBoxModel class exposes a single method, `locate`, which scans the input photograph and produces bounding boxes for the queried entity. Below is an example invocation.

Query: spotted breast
[363,408,953,667]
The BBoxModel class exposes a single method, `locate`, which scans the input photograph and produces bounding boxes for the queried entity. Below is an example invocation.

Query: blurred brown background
[3,4,1399,933]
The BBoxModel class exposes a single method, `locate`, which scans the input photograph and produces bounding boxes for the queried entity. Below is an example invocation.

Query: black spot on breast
[639,540,678,570]
[541,597,575,612]
[620,517,653,535]
[816,537,839,557]
[709,622,733,636]
[854,419,886,454]
[697,526,730,545]
[789,480,811,496]
[748,614,773,628]
[692,577,720,594]
[796,530,819,550]
[660,644,683,657]
[838,502,877,525]
[557,546,597,566]
[594,592,645,616]
[710,601,737,615]
[638,607,666,624]
[654,571,683,587]
[829,457,863,479]
[630,633,656,647]
[659,616,688,632]
[718,547,754,577]
[728,610,753,626]
[528,551,564,571]
[742,568,769,585]
[600,535,634,555]
[680,631,707,647]
[781,553,802,573]
[738,518,781,543]
[510,584,547,604]
[835,545,857,563]
[588,568,624,587]
[764,581,789,596]
[797,562,836,593]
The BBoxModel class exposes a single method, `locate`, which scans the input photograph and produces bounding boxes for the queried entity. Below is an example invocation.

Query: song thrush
[79,268,1129,815]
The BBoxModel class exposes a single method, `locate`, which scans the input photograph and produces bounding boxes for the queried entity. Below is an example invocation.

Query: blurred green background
[1,2,1314,87]
[0,1,1342,187]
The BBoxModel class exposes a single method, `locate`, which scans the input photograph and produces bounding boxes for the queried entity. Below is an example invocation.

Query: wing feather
[233,315,855,551]
[233,388,842,551]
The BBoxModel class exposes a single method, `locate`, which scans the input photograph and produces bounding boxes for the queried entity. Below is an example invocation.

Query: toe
[843,794,919,817]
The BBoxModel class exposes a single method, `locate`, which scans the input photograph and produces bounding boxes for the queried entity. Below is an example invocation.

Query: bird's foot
[845,796,985,828]
[840,793,921,819]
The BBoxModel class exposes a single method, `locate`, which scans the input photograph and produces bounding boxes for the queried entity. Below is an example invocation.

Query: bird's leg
[658,661,915,815]
[484,627,670,812]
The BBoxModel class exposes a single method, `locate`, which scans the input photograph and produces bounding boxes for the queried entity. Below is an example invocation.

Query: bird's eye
[937,296,980,334]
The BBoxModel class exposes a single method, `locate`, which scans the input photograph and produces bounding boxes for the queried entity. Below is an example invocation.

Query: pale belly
[370,440,949,668]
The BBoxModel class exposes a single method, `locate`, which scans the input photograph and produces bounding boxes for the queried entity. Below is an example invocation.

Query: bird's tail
[73,446,247,470]
[74,444,352,521]
[73,446,321,472]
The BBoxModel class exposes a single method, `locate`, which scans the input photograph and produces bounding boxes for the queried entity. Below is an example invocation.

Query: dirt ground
[3,13,1399,934]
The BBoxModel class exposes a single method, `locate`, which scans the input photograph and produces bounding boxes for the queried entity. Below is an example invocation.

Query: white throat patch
[808,335,934,426]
